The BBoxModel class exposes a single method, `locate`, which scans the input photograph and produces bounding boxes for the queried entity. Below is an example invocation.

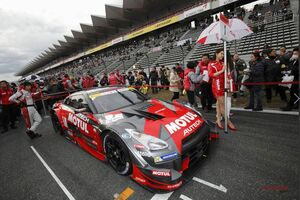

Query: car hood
[96,99,205,152]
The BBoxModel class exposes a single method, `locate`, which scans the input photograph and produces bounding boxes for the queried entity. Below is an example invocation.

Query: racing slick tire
[50,111,64,135]
[104,132,132,176]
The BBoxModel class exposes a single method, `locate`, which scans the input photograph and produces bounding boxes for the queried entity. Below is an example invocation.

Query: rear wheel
[104,133,132,175]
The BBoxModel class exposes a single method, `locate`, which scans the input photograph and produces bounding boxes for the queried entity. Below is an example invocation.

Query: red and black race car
[50,87,217,191]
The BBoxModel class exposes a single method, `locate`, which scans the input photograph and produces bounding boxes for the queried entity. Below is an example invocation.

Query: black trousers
[248,86,263,109]
[171,92,180,101]
[288,83,299,107]
[200,83,214,109]
[151,84,158,94]
[186,90,195,106]
[266,85,287,101]
[1,104,16,129]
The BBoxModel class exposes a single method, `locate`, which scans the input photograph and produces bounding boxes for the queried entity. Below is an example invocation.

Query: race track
[0,111,298,200]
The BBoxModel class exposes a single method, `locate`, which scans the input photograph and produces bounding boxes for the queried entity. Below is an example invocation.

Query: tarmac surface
[0,110,298,200]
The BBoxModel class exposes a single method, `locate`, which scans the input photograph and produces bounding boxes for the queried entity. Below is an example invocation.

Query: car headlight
[125,129,169,151]
[184,104,203,117]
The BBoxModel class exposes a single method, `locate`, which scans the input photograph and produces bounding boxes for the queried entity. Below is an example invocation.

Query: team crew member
[9,81,42,139]
[196,54,214,112]
[183,61,203,106]
[208,49,237,131]
[0,81,17,133]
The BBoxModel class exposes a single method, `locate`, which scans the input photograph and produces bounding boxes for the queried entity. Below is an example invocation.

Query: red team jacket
[0,88,14,105]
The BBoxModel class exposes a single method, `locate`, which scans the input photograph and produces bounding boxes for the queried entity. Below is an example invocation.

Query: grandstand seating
[135,50,163,69]
[155,45,189,67]
[38,1,298,77]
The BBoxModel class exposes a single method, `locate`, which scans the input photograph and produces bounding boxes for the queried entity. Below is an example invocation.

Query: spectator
[149,67,159,94]
[196,54,214,112]
[127,71,135,86]
[108,71,119,86]
[62,74,75,90]
[263,48,281,103]
[0,81,17,133]
[100,73,109,86]
[281,47,299,111]
[232,53,247,95]
[184,61,203,107]
[46,78,65,108]
[244,51,265,111]
[169,67,181,101]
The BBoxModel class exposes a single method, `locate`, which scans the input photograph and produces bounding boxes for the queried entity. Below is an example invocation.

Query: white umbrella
[197,15,253,133]
[197,18,253,44]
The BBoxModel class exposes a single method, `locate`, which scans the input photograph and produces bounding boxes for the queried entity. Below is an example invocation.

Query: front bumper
[131,123,211,191]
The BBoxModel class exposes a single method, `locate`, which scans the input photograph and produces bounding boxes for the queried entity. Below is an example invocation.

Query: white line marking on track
[150,192,173,200]
[180,194,193,200]
[193,177,227,193]
[30,146,76,200]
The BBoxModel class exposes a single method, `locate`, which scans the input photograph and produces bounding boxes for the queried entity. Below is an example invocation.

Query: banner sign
[85,41,112,55]
[112,37,123,45]
[183,3,210,19]
[124,15,180,40]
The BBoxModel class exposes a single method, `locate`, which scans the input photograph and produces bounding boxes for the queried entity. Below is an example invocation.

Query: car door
[64,94,99,151]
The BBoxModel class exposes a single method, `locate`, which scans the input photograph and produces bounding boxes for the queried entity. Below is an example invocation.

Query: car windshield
[89,88,146,113]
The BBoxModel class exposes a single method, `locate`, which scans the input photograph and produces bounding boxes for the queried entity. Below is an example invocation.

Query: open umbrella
[197,17,253,44]
[197,14,253,133]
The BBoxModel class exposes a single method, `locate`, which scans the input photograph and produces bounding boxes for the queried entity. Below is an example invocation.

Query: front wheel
[104,133,132,175]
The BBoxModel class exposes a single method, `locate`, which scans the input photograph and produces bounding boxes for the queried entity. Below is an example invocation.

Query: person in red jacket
[196,54,214,112]
[62,74,74,90]
[0,81,17,133]
[109,71,119,86]
[183,61,203,106]
[208,49,236,131]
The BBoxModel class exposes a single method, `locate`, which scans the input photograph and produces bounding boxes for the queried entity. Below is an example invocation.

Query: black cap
[23,81,32,86]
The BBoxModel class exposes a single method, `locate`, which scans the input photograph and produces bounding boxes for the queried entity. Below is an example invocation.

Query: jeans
[186,90,195,106]
[249,86,263,109]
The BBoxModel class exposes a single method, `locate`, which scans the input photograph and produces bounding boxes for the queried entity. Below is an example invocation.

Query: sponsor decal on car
[121,133,131,139]
[138,151,151,157]
[165,112,202,136]
[167,180,183,189]
[67,113,89,134]
[134,176,146,183]
[104,113,124,124]
[152,170,171,177]
[161,152,178,160]
[154,156,163,163]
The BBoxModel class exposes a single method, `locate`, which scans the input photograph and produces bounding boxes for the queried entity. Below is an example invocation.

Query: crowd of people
[1,0,298,136]
[1,46,298,135]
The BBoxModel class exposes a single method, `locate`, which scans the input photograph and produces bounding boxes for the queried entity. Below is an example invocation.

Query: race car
[50,87,217,191]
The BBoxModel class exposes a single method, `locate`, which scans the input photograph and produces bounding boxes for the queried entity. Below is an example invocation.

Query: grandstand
[16,0,299,77]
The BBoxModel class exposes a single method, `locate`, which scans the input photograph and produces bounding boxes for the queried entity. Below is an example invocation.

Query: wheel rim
[105,137,127,173]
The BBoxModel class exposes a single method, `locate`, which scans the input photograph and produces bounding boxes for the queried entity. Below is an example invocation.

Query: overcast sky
[0,0,265,82]
[0,0,122,81]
